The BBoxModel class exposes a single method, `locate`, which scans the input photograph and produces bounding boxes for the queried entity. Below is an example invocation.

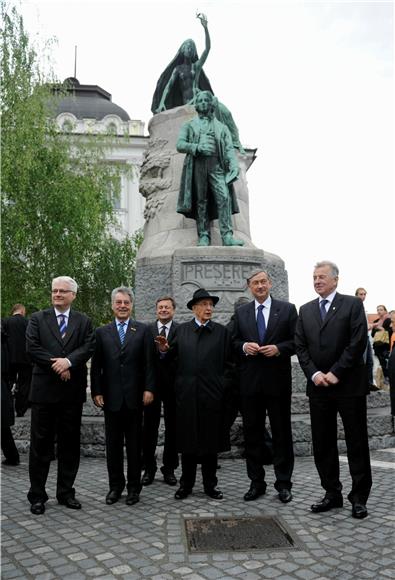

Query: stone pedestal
[135,106,288,320]
[136,246,288,323]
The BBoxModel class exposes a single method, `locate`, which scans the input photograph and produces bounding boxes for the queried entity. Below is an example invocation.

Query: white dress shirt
[157,320,172,337]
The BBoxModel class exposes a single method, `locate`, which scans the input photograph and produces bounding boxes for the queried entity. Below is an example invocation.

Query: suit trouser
[193,156,233,240]
[28,402,82,504]
[309,396,372,504]
[142,390,178,472]
[10,364,32,416]
[180,453,218,491]
[241,391,294,491]
[104,404,142,494]
[1,426,20,463]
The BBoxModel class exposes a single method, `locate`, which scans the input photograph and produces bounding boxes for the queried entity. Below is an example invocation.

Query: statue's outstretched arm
[196,13,210,70]
[155,69,178,113]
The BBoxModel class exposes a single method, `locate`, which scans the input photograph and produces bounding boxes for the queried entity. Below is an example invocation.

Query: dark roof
[54,77,130,121]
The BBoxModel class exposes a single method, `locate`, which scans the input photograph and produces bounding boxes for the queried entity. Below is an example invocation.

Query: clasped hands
[244,342,279,357]
[50,357,71,381]
[313,371,339,387]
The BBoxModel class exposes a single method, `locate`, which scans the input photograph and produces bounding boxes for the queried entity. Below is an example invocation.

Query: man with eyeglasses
[26,276,95,515]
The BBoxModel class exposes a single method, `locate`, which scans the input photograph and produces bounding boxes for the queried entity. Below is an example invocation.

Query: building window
[62,119,74,133]
[107,122,118,135]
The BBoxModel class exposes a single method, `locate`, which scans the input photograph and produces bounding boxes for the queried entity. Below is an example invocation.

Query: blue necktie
[320,299,328,321]
[118,322,126,344]
[58,314,67,338]
[257,304,266,343]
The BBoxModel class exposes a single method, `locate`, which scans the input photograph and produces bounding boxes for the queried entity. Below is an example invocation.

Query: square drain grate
[185,516,295,552]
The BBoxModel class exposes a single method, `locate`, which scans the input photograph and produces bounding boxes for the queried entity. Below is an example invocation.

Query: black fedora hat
[187,288,220,310]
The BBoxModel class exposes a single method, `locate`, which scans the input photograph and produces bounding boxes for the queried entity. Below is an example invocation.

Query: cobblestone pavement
[1,449,394,580]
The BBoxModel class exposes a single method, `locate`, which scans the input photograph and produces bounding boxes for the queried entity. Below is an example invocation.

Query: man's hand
[51,357,71,374]
[60,370,70,382]
[197,135,216,156]
[243,342,260,356]
[323,371,339,385]
[259,345,279,357]
[143,391,154,406]
[313,372,330,387]
[93,395,104,408]
[155,336,169,352]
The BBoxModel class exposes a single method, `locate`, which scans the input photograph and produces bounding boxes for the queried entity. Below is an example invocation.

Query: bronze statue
[151,14,245,153]
[176,91,244,247]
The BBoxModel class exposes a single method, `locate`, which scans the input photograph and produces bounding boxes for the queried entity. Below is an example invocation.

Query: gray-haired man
[91,287,156,506]
[26,276,95,515]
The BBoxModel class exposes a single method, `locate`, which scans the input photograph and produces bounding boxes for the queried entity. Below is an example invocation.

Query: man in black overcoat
[3,303,32,417]
[295,261,372,519]
[141,296,179,486]
[26,276,95,515]
[1,321,20,466]
[232,270,297,504]
[91,287,155,506]
[157,288,232,500]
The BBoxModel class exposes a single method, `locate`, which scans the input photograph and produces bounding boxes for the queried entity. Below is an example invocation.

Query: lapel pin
[130,327,137,332]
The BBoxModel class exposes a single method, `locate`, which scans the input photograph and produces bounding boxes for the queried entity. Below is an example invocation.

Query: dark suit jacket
[232,298,298,397]
[3,314,30,365]
[90,320,156,412]
[295,292,368,397]
[149,320,178,394]
[26,308,95,404]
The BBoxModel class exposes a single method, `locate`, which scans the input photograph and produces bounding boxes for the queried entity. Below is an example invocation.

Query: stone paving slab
[1,450,394,579]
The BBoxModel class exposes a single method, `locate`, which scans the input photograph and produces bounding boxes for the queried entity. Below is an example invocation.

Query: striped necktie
[58,314,67,338]
[118,322,126,344]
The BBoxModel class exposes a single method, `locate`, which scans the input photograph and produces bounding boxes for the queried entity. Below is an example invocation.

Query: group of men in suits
[25,261,372,521]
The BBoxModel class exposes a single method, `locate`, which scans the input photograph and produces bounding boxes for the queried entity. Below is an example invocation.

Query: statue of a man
[151,14,245,153]
[176,91,244,247]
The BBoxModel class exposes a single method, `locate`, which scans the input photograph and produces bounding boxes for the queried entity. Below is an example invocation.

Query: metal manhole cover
[185,516,295,552]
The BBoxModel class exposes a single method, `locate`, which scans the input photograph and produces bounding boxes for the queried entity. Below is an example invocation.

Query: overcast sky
[19,0,394,312]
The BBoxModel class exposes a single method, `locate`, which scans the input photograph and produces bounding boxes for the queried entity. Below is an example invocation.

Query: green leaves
[1,4,142,325]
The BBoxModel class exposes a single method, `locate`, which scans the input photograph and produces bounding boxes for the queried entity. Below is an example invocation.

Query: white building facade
[54,77,147,238]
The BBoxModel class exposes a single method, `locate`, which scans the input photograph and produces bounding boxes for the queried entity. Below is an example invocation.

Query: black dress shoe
[204,488,223,500]
[244,485,266,502]
[30,502,45,515]
[141,469,156,486]
[174,487,191,500]
[125,492,140,505]
[278,489,293,503]
[311,496,343,513]
[160,467,177,486]
[352,503,368,519]
[58,497,82,510]
[105,490,121,505]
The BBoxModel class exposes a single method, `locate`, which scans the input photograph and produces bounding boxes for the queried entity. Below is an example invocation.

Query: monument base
[135,246,288,323]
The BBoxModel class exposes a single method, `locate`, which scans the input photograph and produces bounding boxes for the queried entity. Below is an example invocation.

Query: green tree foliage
[1,4,143,325]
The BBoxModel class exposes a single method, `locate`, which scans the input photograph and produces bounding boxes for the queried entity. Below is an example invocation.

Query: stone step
[12,404,394,458]
[291,389,390,414]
